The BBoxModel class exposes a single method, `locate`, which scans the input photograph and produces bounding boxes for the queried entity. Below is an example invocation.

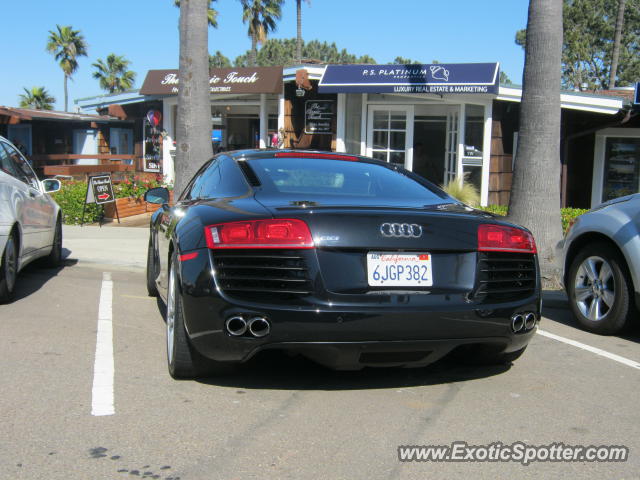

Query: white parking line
[538,329,640,371]
[91,272,115,416]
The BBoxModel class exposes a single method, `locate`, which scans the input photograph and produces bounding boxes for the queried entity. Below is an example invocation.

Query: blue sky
[1,0,530,111]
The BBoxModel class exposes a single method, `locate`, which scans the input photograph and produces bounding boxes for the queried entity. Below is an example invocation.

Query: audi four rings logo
[380,223,423,238]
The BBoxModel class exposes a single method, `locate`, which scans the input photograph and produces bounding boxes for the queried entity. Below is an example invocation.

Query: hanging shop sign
[318,63,500,94]
[140,67,283,95]
[304,100,335,134]
[634,82,639,105]
[143,109,163,173]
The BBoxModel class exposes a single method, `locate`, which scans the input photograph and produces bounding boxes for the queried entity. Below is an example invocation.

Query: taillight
[204,218,314,249]
[274,152,359,161]
[477,224,537,254]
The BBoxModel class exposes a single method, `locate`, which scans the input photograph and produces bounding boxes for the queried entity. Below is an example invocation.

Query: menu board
[143,110,163,173]
[86,174,115,205]
[304,100,335,135]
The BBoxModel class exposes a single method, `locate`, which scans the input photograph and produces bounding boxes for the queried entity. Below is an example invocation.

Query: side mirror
[42,178,61,193]
[144,186,170,204]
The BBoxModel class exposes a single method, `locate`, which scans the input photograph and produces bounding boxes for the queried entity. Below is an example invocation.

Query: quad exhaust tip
[511,312,537,333]
[524,312,536,330]
[511,314,525,333]
[225,315,271,338]
[225,316,247,336]
[248,317,271,338]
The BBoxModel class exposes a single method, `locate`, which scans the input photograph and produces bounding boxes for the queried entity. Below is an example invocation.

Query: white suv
[0,136,62,302]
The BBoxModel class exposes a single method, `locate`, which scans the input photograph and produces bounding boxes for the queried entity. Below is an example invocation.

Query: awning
[318,63,500,94]
[0,106,126,123]
[140,67,283,95]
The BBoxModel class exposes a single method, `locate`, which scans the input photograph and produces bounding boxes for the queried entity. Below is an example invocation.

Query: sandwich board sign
[81,174,119,226]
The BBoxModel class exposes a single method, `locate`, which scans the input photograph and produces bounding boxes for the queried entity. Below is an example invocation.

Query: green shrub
[51,175,173,225]
[478,205,589,233]
[51,181,103,225]
[561,207,589,233]
[479,205,508,216]
[441,177,480,206]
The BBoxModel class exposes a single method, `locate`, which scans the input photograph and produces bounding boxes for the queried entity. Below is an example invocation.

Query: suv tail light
[478,224,537,253]
[205,218,314,249]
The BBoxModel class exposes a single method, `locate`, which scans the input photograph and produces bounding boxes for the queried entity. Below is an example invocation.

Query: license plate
[367,252,433,287]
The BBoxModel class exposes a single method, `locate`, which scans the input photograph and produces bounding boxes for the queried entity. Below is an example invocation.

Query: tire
[146,237,158,297]
[166,253,199,378]
[166,252,235,379]
[42,217,62,268]
[453,345,528,366]
[567,242,633,335]
[0,232,18,303]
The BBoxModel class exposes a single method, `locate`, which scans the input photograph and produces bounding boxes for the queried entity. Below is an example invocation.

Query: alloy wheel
[573,256,615,322]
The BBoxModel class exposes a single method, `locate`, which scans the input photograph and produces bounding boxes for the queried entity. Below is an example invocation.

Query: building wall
[489,101,518,205]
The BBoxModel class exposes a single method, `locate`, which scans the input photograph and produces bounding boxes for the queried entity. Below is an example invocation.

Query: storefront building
[315,63,498,205]
[76,64,638,208]
[281,64,637,208]
[0,106,137,179]
[138,67,283,184]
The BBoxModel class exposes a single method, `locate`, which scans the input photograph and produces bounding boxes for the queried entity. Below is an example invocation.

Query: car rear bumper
[183,293,540,368]
[176,247,541,369]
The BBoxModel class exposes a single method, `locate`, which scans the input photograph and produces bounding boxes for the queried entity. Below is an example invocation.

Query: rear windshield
[246,157,451,206]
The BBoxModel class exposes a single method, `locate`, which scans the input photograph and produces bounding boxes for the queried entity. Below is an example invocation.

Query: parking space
[1,262,639,479]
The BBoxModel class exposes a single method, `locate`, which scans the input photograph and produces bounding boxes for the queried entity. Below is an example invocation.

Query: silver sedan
[560,194,640,334]
[0,136,62,302]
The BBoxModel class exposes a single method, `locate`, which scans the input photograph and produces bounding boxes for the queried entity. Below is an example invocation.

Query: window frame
[592,128,640,207]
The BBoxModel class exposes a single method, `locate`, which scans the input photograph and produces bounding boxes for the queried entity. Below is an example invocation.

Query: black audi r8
[145,150,541,378]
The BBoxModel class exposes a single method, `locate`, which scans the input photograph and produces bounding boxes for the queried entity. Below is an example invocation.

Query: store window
[602,137,640,201]
[370,109,408,165]
[110,128,134,165]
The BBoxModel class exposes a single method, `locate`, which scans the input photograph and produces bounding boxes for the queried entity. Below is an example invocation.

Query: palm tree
[507,0,564,287]
[173,0,218,27]
[19,87,56,110]
[92,54,136,93]
[608,0,626,89]
[296,0,311,64]
[240,0,283,67]
[46,25,88,112]
[210,50,232,68]
[175,0,214,197]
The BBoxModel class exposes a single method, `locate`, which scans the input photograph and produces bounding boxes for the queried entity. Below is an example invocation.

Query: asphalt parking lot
[1,225,639,480]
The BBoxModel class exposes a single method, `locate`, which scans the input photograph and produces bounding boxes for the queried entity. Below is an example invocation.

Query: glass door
[366,106,413,169]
